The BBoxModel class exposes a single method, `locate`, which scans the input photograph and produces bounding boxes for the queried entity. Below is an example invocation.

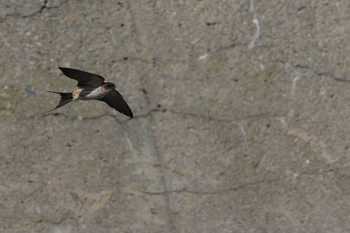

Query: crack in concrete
[126,1,177,232]
[136,90,179,232]
[166,109,281,124]
[31,106,281,128]
[277,59,350,83]
[29,0,49,17]
[1,0,68,19]
[138,177,283,195]
[32,210,71,225]
[138,168,335,196]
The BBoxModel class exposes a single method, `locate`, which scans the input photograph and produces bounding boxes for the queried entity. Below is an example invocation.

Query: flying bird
[47,67,133,118]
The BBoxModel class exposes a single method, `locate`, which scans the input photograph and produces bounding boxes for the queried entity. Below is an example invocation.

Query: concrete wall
[1,1,350,232]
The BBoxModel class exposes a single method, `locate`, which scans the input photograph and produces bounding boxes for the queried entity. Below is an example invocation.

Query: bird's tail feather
[46,91,73,112]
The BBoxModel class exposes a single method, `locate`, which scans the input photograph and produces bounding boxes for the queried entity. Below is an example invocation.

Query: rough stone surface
[1,0,350,232]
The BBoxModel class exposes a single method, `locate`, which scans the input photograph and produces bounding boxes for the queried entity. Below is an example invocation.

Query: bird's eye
[105,83,115,88]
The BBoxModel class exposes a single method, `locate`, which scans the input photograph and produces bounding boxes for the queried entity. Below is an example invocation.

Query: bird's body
[47,67,133,118]
[72,86,107,100]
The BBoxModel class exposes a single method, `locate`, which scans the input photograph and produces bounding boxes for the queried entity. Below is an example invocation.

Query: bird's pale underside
[47,67,133,118]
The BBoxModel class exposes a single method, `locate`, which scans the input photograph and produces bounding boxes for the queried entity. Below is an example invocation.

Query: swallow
[47,67,133,118]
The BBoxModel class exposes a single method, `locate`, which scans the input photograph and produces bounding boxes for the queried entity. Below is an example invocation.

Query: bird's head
[103,82,116,90]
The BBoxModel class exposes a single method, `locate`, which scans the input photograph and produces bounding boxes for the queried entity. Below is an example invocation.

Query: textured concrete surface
[1,0,350,232]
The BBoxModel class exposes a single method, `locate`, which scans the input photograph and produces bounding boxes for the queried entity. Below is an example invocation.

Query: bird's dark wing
[99,90,133,118]
[59,67,105,87]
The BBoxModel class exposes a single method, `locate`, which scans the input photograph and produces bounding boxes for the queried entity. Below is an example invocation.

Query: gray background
[1,0,350,232]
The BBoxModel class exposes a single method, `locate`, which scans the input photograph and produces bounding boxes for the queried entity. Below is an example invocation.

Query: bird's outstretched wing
[99,90,133,118]
[59,67,105,87]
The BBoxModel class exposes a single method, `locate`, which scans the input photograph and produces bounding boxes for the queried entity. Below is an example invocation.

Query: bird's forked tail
[46,91,73,112]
